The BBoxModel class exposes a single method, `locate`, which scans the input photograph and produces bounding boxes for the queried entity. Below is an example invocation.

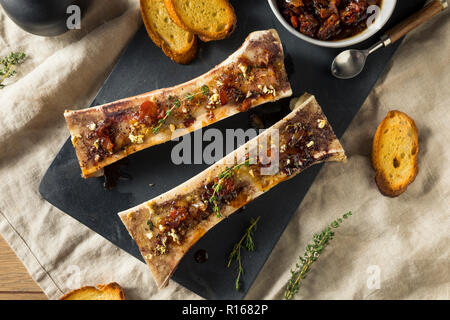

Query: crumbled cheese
[147,202,155,215]
[286,158,291,165]
[169,124,176,132]
[280,144,287,152]
[317,119,326,129]
[307,141,314,148]
[269,85,277,96]
[130,120,140,129]
[94,154,100,162]
[246,91,252,99]
[181,107,188,113]
[71,134,81,145]
[88,122,96,131]
[239,63,248,78]
[155,237,168,255]
[168,229,180,244]
[155,244,166,255]
[144,254,153,260]
[145,232,153,240]
[259,84,276,96]
[93,139,100,149]
[158,224,165,232]
[249,169,255,178]
[209,89,219,105]
[129,133,144,144]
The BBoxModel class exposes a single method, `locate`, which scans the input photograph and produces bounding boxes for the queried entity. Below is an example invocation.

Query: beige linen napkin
[0,1,448,300]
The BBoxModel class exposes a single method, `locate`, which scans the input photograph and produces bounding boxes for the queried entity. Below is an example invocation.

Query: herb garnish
[200,84,210,96]
[209,158,251,218]
[284,211,352,300]
[227,216,260,291]
[152,84,210,134]
[0,52,26,89]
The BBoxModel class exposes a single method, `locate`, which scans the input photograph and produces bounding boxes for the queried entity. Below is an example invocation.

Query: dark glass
[0,0,91,37]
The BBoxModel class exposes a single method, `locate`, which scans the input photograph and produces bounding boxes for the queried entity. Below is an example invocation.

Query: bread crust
[140,0,197,64]
[59,282,125,300]
[371,110,419,197]
[164,0,237,40]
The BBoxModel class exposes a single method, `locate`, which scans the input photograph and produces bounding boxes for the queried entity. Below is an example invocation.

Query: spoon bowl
[331,49,368,80]
[331,0,448,79]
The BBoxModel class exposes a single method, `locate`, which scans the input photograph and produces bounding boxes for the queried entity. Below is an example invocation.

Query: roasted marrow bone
[64,29,292,178]
[118,94,347,288]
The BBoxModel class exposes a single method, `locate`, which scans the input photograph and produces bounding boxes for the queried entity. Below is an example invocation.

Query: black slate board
[39,0,426,300]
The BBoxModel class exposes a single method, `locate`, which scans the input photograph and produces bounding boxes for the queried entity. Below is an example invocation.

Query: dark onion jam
[277,0,383,41]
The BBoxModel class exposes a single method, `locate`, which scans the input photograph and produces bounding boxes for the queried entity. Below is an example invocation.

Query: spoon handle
[385,0,447,44]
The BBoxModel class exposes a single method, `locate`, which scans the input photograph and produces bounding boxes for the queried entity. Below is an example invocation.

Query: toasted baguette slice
[140,0,197,64]
[372,110,419,197]
[164,0,236,40]
[59,282,125,300]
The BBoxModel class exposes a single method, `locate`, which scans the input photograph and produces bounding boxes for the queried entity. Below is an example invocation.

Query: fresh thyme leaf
[209,159,251,218]
[201,85,210,96]
[227,216,260,291]
[185,93,195,102]
[0,51,27,89]
[284,211,352,300]
[151,84,209,134]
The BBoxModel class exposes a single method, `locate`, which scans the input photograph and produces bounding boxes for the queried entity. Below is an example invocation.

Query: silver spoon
[332,0,448,79]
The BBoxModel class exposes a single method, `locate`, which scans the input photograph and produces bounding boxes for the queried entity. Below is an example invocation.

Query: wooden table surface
[0,235,47,300]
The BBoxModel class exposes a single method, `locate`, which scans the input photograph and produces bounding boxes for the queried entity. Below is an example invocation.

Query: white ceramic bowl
[268,0,397,48]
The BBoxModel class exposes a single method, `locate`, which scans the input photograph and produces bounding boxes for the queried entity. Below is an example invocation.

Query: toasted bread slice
[59,282,125,300]
[140,0,197,64]
[371,110,419,197]
[164,0,236,40]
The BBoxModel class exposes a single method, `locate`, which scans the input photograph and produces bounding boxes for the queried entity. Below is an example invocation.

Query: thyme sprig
[284,211,352,300]
[152,84,210,133]
[227,216,260,291]
[0,52,27,89]
[209,158,251,218]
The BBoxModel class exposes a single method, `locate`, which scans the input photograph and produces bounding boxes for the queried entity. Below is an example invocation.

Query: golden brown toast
[59,282,125,300]
[140,0,197,64]
[164,0,236,40]
[372,110,419,197]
